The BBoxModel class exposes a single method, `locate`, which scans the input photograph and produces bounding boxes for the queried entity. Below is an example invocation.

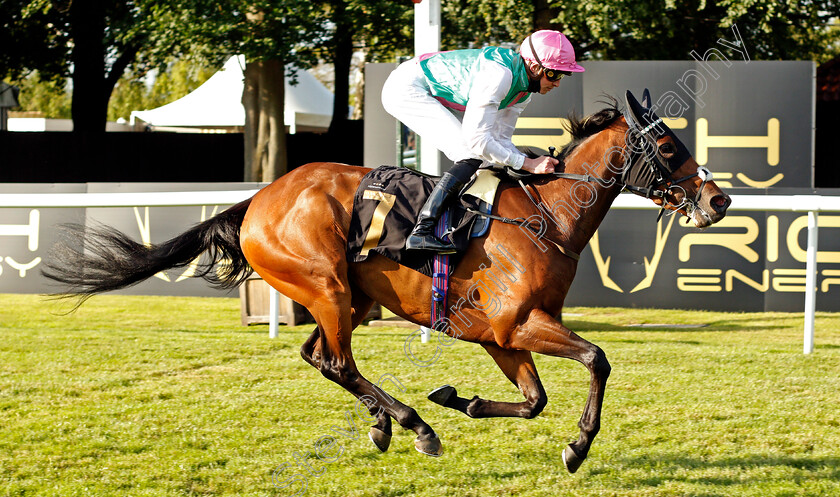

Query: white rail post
[416,0,440,342]
[414,0,441,176]
[803,211,819,354]
[269,288,279,339]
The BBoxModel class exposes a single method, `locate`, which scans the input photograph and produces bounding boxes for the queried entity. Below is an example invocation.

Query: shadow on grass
[610,453,840,485]
[562,319,791,333]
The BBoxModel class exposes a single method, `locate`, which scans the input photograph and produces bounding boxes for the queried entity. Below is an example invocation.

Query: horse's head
[621,89,730,228]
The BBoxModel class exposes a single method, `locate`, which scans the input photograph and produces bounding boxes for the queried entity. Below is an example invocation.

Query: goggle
[527,35,572,82]
[542,68,571,82]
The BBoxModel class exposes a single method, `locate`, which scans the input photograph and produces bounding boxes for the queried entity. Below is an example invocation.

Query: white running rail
[2,190,838,352]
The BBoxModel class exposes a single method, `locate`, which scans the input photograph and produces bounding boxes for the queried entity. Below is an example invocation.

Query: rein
[465,201,582,261]
[465,113,714,261]
[464,173,587,262]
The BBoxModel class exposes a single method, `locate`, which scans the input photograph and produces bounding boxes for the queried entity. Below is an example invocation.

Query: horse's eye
[659,143,676,158]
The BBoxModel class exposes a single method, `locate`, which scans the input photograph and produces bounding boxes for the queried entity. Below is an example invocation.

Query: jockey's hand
[521,155,559,174]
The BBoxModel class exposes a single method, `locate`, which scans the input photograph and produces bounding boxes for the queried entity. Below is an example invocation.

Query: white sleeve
[461,62,528,169]
[496,97,530,165]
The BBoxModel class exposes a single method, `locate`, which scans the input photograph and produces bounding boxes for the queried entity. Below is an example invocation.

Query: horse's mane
[557,96,623,160]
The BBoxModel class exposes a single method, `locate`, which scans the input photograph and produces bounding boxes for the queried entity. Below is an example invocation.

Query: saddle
[347,165,501,277]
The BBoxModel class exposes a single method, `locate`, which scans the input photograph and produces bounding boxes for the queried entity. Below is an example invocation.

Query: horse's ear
[641,88,652,109]
[624,90,645,126]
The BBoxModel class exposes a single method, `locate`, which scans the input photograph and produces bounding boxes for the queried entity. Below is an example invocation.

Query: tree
[0,0,68,82]
[436,0,840,62]
[1,0,325,180]
[177,1,325,182]
[440,0,532,49]
[552,0,840,62]
[9,71,71,118]
[107,60,218,122]
[0,0,170,132]
[7,0,835,180]
[303,1,412,132]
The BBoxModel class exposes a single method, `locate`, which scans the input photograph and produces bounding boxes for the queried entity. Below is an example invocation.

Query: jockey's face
[526,60,564,94]
[539,74,562,94]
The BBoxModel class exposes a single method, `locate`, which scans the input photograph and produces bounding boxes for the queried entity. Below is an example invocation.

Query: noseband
[621,117,712,219]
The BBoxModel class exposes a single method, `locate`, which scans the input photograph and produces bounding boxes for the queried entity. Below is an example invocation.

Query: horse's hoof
[368,427,391,452]
[414,435,443,457]
[562,445,585,474]
[427,385,456,406]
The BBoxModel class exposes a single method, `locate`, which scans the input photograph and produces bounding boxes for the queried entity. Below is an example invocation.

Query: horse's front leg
[507,308,611,473]
[428,344,547,419]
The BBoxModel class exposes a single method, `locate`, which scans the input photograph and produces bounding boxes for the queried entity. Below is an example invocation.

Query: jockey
[381,30,585,253]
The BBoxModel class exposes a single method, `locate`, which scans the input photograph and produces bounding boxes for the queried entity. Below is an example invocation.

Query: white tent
[130,55,335,133]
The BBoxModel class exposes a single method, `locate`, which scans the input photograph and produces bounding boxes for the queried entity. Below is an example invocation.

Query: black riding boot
[405,172,465,253]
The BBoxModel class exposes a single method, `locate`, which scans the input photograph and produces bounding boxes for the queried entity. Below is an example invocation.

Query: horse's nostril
[711,194,731,213]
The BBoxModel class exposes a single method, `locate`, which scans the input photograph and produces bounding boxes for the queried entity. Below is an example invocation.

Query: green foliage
[5,57,218,122]
[107,59,218,121]
[7,71,70,118]
[3,0,837,126]
[435,0,840,62]
[340,0,414,62]
[0,0,69,80]
[0,0,171,80]
[441,0,533,50]
[553,0,840,62]
[160,0,326,69]
[290,0,416,65]
[148,60,218,107]
[0,294,839,496]
[718,0,840,63]
[107,78,148,122]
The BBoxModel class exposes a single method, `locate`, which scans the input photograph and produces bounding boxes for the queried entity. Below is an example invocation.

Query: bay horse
[44,90,730,473]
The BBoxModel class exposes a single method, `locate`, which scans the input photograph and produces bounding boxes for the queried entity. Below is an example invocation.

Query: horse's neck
[534,127,627,254]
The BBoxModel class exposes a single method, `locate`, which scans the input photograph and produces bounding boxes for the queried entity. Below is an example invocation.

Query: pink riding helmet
[519,30,585,73]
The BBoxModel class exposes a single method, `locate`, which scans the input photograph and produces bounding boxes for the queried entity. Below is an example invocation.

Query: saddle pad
[347,165,497,277]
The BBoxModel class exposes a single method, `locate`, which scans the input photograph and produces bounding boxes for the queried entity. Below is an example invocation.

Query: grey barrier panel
[366,61,814,188]
[0,183,262,297]
[0,184,86,294]
[363,61,833,312]
[565,189,840,312]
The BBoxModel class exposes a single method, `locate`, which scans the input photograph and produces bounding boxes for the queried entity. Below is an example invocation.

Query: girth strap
[465,206,581,261]
[462,173,586,262]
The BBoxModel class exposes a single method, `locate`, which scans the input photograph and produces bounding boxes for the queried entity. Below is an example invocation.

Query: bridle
[621,115,713,221]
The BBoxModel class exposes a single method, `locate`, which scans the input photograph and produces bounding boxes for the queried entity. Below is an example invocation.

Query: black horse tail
[42,198,254,307]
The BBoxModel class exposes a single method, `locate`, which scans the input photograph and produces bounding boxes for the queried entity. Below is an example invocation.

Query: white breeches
[380,58,477,163]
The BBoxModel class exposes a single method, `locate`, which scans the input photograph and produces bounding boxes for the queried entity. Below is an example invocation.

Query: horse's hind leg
[307,295,442,456]
[300,328,322,368]
[300,290,373,368]
[428,344,547,419]
[299,292,393,452]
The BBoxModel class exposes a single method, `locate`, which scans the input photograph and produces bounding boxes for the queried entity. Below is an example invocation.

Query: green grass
[1,294,839,496]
